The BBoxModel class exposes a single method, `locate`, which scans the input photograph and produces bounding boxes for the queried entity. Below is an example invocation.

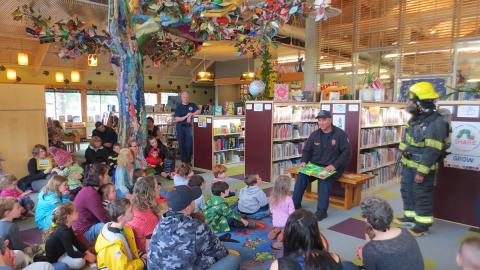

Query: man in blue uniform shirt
[292,110,352,221]
[175,91,200,164]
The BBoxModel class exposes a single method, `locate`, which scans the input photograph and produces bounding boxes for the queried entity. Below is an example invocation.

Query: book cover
[297,162,336,180]
[274,84,289,101]
[37,159,52,170]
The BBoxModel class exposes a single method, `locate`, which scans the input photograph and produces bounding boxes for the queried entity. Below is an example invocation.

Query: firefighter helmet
[408,82,440,100]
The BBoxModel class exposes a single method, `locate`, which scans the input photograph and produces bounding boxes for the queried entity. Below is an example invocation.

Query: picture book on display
[297,162,336,179]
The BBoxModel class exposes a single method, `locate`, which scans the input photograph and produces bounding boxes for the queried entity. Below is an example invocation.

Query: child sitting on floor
[44,202,96,269]
[0,197,41,265]
[35,175,70,231]
[238,174,269,220]
[457,236,480,270]
[99,183,116,210]
[145,149,168,178]
[205,182,254,233]
[173,163,193,186]
[49,147,83,195]
[0,175,34,216]
[188,175,206,213]
[107,143,121,176]
[268,175,295,247]
[95,198,146,270]
[212,164,236,197]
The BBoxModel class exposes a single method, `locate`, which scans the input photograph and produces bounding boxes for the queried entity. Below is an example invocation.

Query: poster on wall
[443,121,480,171]
[274,84,289,101]
[332,114,346,131]
[198,117,207,128]
[399,78,447,102]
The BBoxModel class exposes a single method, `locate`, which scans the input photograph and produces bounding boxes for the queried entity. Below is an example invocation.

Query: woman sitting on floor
[357,196,424,270]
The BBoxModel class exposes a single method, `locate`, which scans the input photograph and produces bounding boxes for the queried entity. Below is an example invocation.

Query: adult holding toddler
[292,110,352,221]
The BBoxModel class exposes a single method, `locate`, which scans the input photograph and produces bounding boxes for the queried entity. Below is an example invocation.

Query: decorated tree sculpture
[12,0,334,147]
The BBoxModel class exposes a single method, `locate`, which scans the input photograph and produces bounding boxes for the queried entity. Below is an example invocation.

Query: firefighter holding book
[395,82,449,236]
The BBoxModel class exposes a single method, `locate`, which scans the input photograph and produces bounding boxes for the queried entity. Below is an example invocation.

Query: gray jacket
[238,185,268,214]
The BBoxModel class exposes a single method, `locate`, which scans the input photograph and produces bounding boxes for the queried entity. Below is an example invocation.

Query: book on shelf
[273,105,320,123]
[361,107,408,127]
[273,123,317,140]
[213,122,242,135]
[215,151,243,165]
[359,147,400,171]
[363,164,397,190]
[273,159,301,178]
[272,142,305,161]
[360,126,402,147]
[298,162,336,180]
[215,138,243,151]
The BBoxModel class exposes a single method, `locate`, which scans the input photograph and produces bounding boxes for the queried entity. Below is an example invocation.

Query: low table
[285,167,373,210]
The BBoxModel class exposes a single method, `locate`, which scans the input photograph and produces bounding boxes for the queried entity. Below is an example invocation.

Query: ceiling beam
[32,43,50,76]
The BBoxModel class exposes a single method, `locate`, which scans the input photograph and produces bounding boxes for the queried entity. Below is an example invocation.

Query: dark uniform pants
[400,166,435,229]
[177,124,193,163]
[292,169,342,212]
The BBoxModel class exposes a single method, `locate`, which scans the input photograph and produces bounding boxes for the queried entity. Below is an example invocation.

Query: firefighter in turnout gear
[395,82,449,236]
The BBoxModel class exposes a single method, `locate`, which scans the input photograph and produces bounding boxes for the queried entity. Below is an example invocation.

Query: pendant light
[71,71,80,82]
[87,54,98,66]
[6,69,16,81]
[55,72,64,82]
[195,53,214,82]
[240,57,254,81]
[17,52,29,66]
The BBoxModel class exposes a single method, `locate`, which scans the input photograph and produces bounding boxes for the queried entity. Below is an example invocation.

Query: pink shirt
[269,195,295,228]
[127,208,159,253]
[0,189,22,198]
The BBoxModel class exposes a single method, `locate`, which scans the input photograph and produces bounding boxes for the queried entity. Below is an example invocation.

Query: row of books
[214,138,244,151]
[273,123,317,140]
[272,159,301,179]
[359,147,400,171]
[361,107,409,126]
[363,164,397,190]
[360,127,402,147]
[148,113,174,125]
[272,142,306,161]
[157,125,176,134]
[213,123,242,135]
[273,106,320,123]
[214,152,243,165]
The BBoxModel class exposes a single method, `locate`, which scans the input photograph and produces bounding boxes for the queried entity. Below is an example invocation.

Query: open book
[297,162,336,179]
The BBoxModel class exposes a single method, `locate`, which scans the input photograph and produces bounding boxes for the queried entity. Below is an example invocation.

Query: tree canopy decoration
[11,0,333,146]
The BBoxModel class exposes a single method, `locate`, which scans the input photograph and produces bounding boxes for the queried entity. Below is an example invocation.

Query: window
[161,92,179,104]
[87,91,119,122]
[144,93,158,106]
[45,90,82,122]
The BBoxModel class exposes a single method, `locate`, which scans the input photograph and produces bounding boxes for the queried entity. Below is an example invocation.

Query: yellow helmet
[408,82,440,100]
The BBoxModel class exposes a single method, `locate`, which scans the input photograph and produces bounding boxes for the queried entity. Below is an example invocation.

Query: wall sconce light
[87,54,98,66]
[6,69,16,80]
[17,52,29,66]
[71,71,80,82]
[55,72,64,83]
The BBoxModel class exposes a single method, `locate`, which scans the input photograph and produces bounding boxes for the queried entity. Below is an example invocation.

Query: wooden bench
[285,167,373,210]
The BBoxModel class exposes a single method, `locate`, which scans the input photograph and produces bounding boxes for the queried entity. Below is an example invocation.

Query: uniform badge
[189,106,193,111]
[331,139,336,146]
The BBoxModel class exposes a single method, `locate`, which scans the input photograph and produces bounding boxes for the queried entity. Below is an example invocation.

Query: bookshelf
[192,115,245,171]
[318,101,408,191]
[244,101,321,181]
[147,112,178,155]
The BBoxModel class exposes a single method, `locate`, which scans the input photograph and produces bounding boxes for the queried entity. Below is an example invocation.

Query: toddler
[173,163,193,186]
[238,174,269,220]
[44,202,96,269]
[95,198,146,269]
[99,183,116,210]
[268,175,295,246]
[145,149,168,177]
[205,182,254,233]
[457,236,480,270]
[0,197,41,267]
[188,175,206,213]
[212,164,235,197]
[0,175,34,215]
[107,143,121,176]
[49,147,83,194]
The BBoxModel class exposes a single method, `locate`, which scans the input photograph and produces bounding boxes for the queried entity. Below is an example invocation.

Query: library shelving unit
[244,101,321,181]
[192,115,245,171]
[147,112,178,155]
[318,100,408,191]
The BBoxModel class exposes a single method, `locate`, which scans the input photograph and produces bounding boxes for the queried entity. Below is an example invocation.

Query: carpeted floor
[21,160,478,270]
